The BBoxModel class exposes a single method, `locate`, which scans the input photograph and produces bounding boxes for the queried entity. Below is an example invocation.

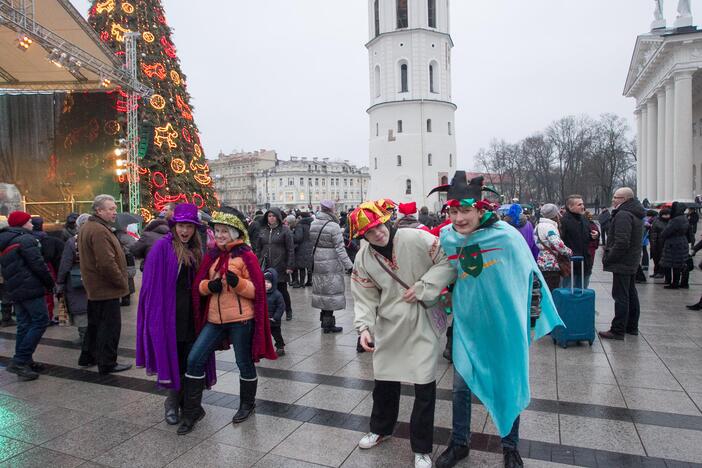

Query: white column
[664,80,675,201]
[635,108,643,199]
[673,70,694,201]
[656,89,666,202]
[641,107,648,199]
[646,99,658,202]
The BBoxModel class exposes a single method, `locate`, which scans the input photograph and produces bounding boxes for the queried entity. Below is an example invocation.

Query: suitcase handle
[570,256,585,293]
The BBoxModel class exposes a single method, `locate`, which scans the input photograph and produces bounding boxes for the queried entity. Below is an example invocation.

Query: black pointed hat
[428,171,499,201]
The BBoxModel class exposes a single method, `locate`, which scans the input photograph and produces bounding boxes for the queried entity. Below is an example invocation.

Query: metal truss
[125,31,140,214]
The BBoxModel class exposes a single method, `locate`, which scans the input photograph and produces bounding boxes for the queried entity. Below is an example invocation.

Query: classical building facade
[209,149,277,212]
[624,1,701,202]
[366,0,456,210]
[255,157,370,212]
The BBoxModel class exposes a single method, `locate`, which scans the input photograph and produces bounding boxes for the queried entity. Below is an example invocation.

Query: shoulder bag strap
[371,250,428,309]
[312,220,333,258]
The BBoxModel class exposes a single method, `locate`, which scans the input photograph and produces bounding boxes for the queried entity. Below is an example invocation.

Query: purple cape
[135,233,216,390]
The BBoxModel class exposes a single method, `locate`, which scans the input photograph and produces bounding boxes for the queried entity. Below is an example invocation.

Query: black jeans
[610,273,640,335]
[277,282,291,313]
[370,380,436,454]
[271,322,285,348]
[80,299,121,371]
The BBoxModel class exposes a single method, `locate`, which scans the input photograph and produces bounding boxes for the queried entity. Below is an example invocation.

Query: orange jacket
[198,240,256,324]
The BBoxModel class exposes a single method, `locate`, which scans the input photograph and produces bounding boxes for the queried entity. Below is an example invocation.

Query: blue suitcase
[551,256,596,348]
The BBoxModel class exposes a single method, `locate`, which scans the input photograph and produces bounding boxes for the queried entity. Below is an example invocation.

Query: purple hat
[169,203,200,227]
[320,199,335,211]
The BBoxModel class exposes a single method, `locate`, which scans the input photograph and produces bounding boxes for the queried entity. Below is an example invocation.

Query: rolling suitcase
[551,256,596,348]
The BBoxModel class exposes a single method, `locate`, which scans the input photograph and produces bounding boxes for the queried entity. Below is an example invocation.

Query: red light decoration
[154,191,188,211]
[192,193,205,208]
[100,31,110,42]
[160,37,176,58]
[170,158,186,174]
[181,128,191,143]
[175,95,193,120]
[141,62,166,79]
[193,143,202,158]
[152,171,167,188]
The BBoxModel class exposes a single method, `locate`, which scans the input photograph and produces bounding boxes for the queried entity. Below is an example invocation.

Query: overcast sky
[69,0,682,169]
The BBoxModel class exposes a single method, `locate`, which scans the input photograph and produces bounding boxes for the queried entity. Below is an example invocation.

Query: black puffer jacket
[603,198,646,274]
[255,208,294,280]
[561,210,594,275]
[0,227,54,302]
[293,215,313,270]
[661,202,693,269]
[649,215,669,262]
[131,219,169,270]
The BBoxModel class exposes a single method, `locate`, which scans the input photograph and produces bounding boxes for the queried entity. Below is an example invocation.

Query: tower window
[400,63,408,93]
[448,122,452,135]
[429,64,435,93]
[397,155,402,166]
[449,153,452,167]
[428,153,432,166]
[427,119,432,132]
[397,0,408,29]
[376,122,379,136]
[374,65,381,98]
[374,0,380,37]
[374,157,378,170]
[428,0,436,28]
[406,179,412,194]
[397,120,403,133]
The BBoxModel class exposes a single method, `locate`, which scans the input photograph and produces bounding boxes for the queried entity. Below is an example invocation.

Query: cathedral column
[673,70,694,201]
[640,106,649,200]
[656,88,666,202]
[664,80,675,201]
[635,108,643,199]
[646,98,658,202]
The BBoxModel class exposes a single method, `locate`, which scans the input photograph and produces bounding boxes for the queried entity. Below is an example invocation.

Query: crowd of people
[1,173,700,468]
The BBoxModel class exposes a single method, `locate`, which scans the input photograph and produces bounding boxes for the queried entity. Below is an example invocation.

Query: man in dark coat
[248,210,264,254]
[599,188,646,340]
[598,208,611,246]
[292,211,313,288]
[660,202,693,289]
[560,195,597,288]
[0,211,54,380]
[255,208,295,320]
[649,208,670,278]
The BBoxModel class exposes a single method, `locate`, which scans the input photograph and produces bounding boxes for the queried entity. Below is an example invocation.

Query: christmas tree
[87,0,216,217]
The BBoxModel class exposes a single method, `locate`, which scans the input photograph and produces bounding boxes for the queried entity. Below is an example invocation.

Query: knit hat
[66,212,79,224]
[398,202,417,216]
[540,203,559,219]
[348,199,395,239]
[320,199,335,212]
[31,217,43,231]
[169,203,200,227]
[8,211,31,228]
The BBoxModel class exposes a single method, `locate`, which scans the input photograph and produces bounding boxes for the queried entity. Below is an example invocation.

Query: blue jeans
[186,320,256,380]
[452,371,520,449]
[13,297,49,366]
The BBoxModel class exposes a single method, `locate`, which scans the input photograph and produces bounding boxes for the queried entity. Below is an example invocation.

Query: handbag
[371,251,448,337]
[69,266,84,289]
[539,232,571,278]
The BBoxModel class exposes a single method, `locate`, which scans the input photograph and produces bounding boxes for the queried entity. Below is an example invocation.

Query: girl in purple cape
[135,203,207,427]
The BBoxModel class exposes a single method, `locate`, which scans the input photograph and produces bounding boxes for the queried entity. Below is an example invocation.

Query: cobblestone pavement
[1,250,702,467]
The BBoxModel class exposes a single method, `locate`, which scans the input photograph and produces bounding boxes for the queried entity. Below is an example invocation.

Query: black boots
[164,389,180,425]
[443,326,453,362]
[687,300,702,311]
[232,378,257,423]
[436,443,469,468]
[321,311,342,334]
[0,303,15,327]
[503,447,524,467]
[177,376,206,435]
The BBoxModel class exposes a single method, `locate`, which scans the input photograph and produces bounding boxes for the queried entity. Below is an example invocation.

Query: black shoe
[436,443,469,468]
[322,315,343,334]
[653,273,665,279]
[28,361,46,372]
[120,297,131,307]
[232,379,257,423]
[286,311,292,321]
[0,319,16,328]
[291,282,302,289]
[98,363,132,375]
[78,358,97,367]
[304,281,312,287]
[664,284,679,289]
[276,347,285,356]
[165,390,180,425]
[6,363,39,381]
[503,447,523,468]
[679,284,690,289]
[687,302,702,311]
[598,330,624,341]
[178,376,206,435]
[626,330,639,336]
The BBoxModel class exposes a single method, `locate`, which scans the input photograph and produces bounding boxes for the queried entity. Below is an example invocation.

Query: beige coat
[351,228,456,384]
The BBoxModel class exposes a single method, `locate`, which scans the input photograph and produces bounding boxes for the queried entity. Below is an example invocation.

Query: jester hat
[209,211,250,245]
[348,199,396,239]
[428,171,499,210]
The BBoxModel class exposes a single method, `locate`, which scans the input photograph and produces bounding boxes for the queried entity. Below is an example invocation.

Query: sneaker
[358,432,389,449]
[414,453,432,468]
[6,363,39,381]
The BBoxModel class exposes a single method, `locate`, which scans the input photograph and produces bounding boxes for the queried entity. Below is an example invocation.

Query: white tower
[366,0,457,210]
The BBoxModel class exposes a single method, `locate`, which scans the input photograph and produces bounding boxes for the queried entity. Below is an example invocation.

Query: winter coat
[598,210,612,232]
[395,215,427,230]
[661,203,693,269]
[60,226,77,243]
[255,208,294,279]
[560,210,594,275]
[535,218,572,272]
[115,230,137,294]
[0,227,54,302]
[248,215,263,254]
[264,268,285,323]
[78,216,129,301]
[418,212,437,228]
[310,211,353,311]
[293,216,314,270]
[56,236,87,316]
[587,221,600,261]
[198,240,256,324]
[602,198,646,274]
[650,217,668,262]
[32,231,65,272]
[131,219,169,269]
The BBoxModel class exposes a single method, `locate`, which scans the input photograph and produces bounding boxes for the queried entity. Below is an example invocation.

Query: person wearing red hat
[0,211,54,381]
[395,202,430,231]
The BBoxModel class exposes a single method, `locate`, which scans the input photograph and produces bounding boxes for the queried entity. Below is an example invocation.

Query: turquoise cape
[440,220,564,436]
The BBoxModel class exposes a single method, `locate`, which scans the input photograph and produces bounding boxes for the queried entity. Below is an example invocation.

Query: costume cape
[440,220,564,436]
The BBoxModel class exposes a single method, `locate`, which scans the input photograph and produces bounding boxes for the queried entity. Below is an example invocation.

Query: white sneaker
[414,453,432,468]
[358,432,389,449]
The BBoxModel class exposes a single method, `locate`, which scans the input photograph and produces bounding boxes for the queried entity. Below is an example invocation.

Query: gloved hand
[345,268,352,275]
[226,270,239,288]
[208,279,223,294]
